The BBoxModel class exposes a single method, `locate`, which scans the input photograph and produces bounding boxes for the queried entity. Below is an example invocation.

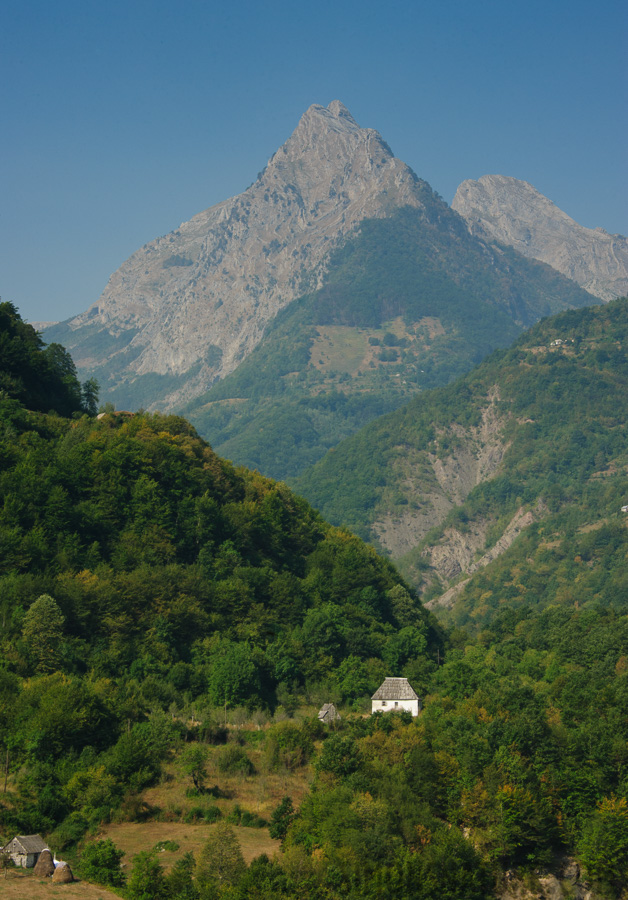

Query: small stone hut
[2,834,49,868]
[371,677,422,717]
[318,702,341,724]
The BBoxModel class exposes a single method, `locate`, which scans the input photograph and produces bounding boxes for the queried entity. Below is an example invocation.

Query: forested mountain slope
[295,298,628,624]
[0,375,445,841]
[2,317,627,897]
[184,205,595,480]
[0,300,96,417]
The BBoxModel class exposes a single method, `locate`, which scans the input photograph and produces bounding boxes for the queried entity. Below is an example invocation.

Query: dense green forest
[0,300,98,417]
[183,206,594,480]
[0,307,443,854]
[2,305,627,898]
[295,298,628,624]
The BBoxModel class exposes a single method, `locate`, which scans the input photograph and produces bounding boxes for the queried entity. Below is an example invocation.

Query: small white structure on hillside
[371,677,422,717]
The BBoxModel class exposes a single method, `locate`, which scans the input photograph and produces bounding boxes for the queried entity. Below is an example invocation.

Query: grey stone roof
[318,703,340,720]
[8,835,49,853]
[371,677,419,701]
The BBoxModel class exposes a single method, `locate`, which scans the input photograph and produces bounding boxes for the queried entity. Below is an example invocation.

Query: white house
[371,677,422,717]
[2,834,49,868]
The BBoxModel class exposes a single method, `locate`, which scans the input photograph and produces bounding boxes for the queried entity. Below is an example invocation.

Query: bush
[215,745,255,776]
[48,811,88,850]
[184,805,221,824]
[79,838,126,887]
[153,840,179,853]
[228,803,267,828]
[263,721,315,771]
[315,734,361,777]
[269,796,296,842]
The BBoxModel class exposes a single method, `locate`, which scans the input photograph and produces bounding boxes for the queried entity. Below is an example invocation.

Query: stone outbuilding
[318,702,341,724]
[371,677,422,717]
[2,834,49,868]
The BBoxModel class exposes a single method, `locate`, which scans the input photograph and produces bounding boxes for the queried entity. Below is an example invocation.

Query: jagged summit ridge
[59,101,427,408]
[452,174,628,301]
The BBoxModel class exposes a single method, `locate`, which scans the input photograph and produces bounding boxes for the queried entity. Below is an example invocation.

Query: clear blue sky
[1,0,626,323]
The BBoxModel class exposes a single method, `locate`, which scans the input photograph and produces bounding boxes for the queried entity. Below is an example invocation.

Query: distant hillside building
[3,834,49,868]
[318,702,341,724]
[371,677,422,717]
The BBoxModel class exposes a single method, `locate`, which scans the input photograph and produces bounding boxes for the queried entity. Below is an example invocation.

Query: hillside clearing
[96,821,280,870]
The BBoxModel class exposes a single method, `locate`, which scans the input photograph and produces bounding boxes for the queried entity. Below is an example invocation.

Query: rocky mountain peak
[55,101,427,409]
[452,175,628,301]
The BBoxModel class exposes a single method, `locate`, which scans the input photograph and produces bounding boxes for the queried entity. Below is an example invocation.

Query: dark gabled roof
[8,835,49,853]
[371,677,419,701]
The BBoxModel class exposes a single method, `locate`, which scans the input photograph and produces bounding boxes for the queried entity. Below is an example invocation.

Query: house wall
[371,699,419,716]
[3,839,43,868]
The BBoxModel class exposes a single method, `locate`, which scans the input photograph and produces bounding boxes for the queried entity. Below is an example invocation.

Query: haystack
[52,862,74,883]
[33,849,54,876]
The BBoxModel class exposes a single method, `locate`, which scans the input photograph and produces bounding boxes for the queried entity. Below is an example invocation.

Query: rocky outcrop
[452,174,628,301]
[54,101,429,408]
[425,502,546,611]
[372,390,509,558]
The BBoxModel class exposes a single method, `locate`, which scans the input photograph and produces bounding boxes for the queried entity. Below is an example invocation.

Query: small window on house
[382,700,387,706]
[394,701,398,707]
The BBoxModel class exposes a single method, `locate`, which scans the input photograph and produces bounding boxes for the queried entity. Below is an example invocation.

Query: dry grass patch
[310,326,371,374]
[0,868,122,899]
[143,743,313,822]
[97,821,279,871]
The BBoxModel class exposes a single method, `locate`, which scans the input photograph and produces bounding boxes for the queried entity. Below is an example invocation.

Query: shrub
[215,745,255,776]
[184,804,221,824]
[228,803,267,828]
[153,840,179,853]
[79,838,126,888]
[269,796,296,842]
[263,720,315,771]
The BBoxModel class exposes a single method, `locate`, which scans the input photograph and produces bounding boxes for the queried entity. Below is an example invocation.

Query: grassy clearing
[97,821,279,871]
[310,326,371,374]
[95,728,312,873]
[141,738,313,823]
[0,868,122,900]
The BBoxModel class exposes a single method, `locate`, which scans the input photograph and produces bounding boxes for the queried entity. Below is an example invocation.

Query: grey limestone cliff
[452,174,628,302]
[53,101,428,408]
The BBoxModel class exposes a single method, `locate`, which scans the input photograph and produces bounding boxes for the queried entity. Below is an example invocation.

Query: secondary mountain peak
[49,101,426,410]
[452,174,628,301]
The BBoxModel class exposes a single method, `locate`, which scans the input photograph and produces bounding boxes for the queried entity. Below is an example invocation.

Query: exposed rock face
[452,174,628,302]
[425,502,545,611]
[372,389,509,558]
[57,101,428,407]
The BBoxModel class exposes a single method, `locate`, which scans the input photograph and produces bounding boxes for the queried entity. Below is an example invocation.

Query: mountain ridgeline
[453,174,628,302]
[294,298,628,627]
[183,203,594,480]
[45,102,595,459]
